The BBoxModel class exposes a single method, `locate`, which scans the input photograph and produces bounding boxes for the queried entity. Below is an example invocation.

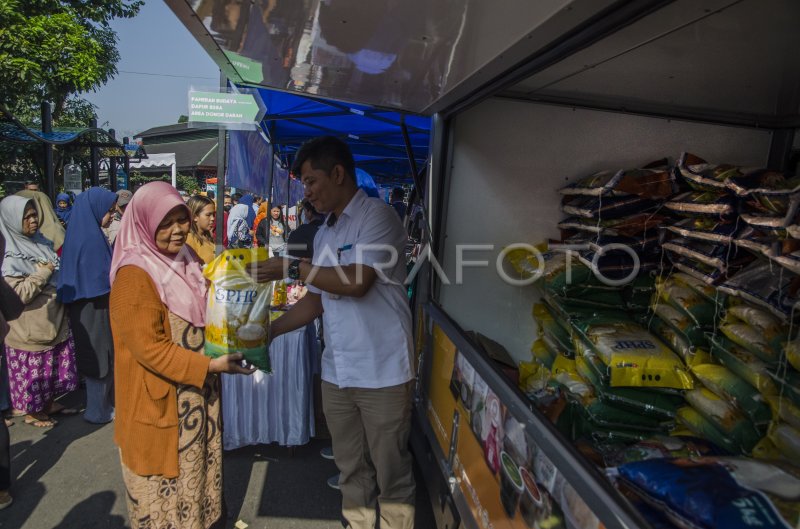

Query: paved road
[0,390,435,529]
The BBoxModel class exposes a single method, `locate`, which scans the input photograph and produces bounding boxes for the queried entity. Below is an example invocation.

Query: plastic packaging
[676,152,744,192]
[690,364,772,426]
[647,315,710,366]
[684,388,761,453]
[671,272,721,303]
[675,406,740,454]
[727,169,800,198]
[766,396,800,430]
[561,194,657,220]
[559,163,676,199]
[662,237,735,271]
[768,422,800,462]
[652,302,707,344]
[785,339,800,372]
[617,457,800,529]
[656,277,717,326]
[558,212,670,237]
[203,249,274,371]
[664,190,736,218]
[665,217,740,244]
[719,320,784,365]
[709,334,779,396]
[718,261,800,322]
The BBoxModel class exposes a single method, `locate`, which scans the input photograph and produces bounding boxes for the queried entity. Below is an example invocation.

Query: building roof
[138,137,218,171]
[135,122,223,141]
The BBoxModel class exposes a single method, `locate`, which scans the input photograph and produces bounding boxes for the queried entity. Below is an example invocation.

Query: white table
[221,322,320,449]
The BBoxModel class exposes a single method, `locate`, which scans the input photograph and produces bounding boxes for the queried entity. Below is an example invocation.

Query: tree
[0,0,142,119]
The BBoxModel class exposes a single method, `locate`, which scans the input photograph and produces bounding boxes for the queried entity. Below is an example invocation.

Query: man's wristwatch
[287,259,302,280]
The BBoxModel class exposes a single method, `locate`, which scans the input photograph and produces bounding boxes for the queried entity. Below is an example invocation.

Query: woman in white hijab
[0,196,78,428]
[226,203,253,249]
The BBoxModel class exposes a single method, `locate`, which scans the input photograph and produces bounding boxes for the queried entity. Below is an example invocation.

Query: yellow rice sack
[203,249,274,371]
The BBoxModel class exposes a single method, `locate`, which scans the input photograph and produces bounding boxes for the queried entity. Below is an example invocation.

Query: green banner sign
[188,91,264,125]
[225,51,264,84]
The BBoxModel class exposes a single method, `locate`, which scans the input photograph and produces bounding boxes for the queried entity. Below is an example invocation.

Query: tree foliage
[0,0,142,118]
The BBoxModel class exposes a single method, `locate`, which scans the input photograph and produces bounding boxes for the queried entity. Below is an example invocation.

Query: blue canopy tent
[225,86,430,204]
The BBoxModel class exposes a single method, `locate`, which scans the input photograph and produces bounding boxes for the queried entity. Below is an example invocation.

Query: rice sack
[617,457,800,529]
[203,249,274,371]
[572,316,693,390]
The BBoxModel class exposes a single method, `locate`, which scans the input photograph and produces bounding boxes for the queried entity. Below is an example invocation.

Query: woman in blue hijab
[57,187,117,424]
[55,193,72,226]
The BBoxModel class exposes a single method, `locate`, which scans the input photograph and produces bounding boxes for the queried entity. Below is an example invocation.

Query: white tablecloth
[222,323,319,449]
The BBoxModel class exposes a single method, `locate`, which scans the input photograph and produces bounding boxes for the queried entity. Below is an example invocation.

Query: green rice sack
[721,303,787,364]
[768,422,800,462]
[652,302,707,344]
[783,339,800,372]
[766,396,800,430]
[656,277,718,327]
[676,406,740,454]
[709,334,779,396]
[691,363,772,426]
[684,388,761,454]
[580,397,673,432]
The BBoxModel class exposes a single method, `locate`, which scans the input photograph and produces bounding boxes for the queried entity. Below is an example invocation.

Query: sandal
[24,414,56,428]
[46,403,79,416]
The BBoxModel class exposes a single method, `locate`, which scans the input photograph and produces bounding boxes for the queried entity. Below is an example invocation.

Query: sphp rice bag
[203,249,274,372]
[561,194,657,220]
[572,316,693,389]
[575,354,682,420]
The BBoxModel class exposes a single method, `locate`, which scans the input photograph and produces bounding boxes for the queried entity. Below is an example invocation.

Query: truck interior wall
[437,97,773,364]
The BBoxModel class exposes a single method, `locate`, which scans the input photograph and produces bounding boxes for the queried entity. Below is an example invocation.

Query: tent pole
[41,102,55,202]
[171,162,177,188]
[89,118,100,187]
[109,129,118,192]
[215,70,228,252]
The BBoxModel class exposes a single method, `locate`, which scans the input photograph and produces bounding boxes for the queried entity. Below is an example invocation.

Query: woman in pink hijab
[109,182,254,529]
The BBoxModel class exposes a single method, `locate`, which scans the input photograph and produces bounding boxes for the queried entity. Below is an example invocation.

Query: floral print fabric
[120,313,223,529]
[5,336,78,413]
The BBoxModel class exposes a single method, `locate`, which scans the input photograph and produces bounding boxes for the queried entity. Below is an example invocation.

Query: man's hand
[208,353,257,375]
[251,257,289,283]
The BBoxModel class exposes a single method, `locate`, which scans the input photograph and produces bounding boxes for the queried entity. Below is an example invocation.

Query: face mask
[224,205,232,212]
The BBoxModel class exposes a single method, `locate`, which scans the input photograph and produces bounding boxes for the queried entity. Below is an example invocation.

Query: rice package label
[203,249,274,372]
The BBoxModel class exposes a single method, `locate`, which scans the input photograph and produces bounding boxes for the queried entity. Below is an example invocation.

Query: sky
[84,1,220,141]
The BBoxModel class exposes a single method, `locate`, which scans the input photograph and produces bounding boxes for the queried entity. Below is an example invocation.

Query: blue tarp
[250,87,430,183]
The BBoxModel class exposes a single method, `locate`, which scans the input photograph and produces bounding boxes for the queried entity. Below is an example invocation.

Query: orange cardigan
[110,265,211,478]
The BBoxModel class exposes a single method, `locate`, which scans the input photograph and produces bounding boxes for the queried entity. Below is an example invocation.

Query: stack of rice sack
[662,153,754,284]
[557,159,677,279]
[661,154,800,461]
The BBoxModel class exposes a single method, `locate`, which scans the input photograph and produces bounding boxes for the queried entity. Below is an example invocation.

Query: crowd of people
[0,136,417,529]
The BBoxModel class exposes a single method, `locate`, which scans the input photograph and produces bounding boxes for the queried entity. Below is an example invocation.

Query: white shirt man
[258,136,416,529]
